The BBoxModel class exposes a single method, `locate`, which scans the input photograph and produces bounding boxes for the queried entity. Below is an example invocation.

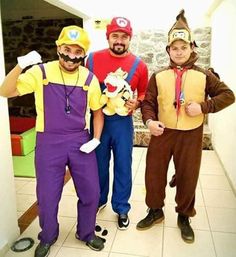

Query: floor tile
[93,220,118,252]
[200,174,232,190]
[109,253,147,257]
[111,223,163,256]
[133,169,145,185]
[58,195,77,217]
[163,227,216,257]
[200,151,225,175]
[130,184,146,202]
[14,179,31,192]
[62,180,77,196]
[206,207,236,233]
[15,194,36,213]
[164,204,210,231]
[55,247,109,257]
[165,188,204,207]
[96,202,116,222]
[202,189,236,208]
[17,211,24,218]
[212,231,236,257]
[128,200,151,224]
[62,221,116,252]
[16,180,36,195]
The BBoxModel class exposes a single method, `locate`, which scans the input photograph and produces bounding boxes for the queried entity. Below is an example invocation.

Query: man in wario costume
[136,10,235,243]
[0,26,105,256]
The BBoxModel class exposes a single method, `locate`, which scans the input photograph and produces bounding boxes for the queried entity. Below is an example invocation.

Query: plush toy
[100,68,133,116]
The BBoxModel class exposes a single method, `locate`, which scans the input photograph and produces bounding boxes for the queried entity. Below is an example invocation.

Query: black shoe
[86,235,104,251]
[177,214,195,243]
[76,233,105,251]
[117,214,130,230]
[136,208,164,230]
[34,240,56,257]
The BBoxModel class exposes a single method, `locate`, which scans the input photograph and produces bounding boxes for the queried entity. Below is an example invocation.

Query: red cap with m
[106,17,132,39]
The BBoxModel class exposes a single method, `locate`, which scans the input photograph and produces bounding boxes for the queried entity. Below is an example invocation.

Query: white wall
[78,0,214,31]
[83,20,108,52]
[83,0,215,52]
[209,0,236,190]
[0,11,20,257]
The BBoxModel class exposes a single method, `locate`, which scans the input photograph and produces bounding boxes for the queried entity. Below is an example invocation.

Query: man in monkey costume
[136,10,235,243]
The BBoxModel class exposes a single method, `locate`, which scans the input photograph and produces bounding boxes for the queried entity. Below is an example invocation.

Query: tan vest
[156,69,205,130]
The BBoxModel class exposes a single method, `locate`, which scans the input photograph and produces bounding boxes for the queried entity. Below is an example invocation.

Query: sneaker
[34,239,56,257]
[136,208,164,230]
[97,204,107,214]
[86,235,104,251]
[75,233,104,251]
[117,214,130,230]
[177,214,195,243]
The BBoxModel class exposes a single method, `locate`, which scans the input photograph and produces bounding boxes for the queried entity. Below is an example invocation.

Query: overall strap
[38,63,48,85]
[87,52,94,72]
[84,71,94,86]
[126,57,141,83]
[38,63,46,79]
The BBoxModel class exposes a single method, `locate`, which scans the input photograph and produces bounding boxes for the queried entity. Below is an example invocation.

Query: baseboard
[0,240,9,257]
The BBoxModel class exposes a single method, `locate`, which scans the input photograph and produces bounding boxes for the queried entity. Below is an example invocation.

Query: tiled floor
[6,148,236,257]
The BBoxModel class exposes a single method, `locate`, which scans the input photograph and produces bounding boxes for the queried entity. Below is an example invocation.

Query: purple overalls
[35,64,100,244]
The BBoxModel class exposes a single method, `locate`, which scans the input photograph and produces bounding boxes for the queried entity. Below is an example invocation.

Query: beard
[110,43,128,55]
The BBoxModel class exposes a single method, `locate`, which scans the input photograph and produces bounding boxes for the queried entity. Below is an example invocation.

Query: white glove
[17,50,42,69]
[80,138,100,154]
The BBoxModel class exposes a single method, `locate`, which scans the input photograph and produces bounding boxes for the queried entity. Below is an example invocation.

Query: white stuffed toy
[100,68,133,116]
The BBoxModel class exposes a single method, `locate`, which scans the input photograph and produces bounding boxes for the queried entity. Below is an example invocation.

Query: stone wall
[2,18,82,117]
[2,18,83,73]
[130,27,213,149]
[130,27,211,76]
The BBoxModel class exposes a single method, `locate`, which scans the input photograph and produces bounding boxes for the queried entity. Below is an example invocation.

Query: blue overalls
[35,64,100,244]
[88,56,140,215]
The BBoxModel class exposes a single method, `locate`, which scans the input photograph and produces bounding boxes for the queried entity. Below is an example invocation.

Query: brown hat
[168,9,196,46]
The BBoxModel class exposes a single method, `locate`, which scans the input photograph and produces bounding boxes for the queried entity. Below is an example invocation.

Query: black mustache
[58,52,87,63]
[114,43,125,47]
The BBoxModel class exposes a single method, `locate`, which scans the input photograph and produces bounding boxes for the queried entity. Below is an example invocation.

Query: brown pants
[145,125,203,217]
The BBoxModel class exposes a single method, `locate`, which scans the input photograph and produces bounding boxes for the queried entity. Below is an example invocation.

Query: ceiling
[83,0,221,29]
[0,0,78,20]
[1,0,222,30]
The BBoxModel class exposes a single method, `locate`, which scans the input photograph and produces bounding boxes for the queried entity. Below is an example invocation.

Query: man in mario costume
[86,17,148,230]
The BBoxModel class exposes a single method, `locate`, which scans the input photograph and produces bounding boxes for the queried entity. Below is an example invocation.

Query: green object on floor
[13,150,35,177]
[21,128,36,156]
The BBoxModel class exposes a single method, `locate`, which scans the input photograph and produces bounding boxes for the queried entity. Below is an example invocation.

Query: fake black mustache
[58,52,87,63]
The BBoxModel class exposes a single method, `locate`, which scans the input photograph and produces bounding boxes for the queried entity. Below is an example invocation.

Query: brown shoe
[177,214,195,243]
[136,208,164,230]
